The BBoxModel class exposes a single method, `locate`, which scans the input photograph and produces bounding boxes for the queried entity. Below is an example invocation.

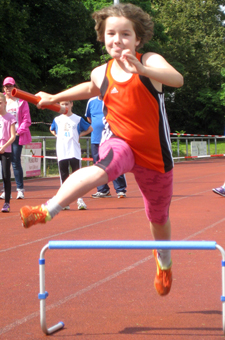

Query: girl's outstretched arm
[36,78,101,108]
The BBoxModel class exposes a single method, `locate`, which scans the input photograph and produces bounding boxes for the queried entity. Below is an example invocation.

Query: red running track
[0,158,225,339]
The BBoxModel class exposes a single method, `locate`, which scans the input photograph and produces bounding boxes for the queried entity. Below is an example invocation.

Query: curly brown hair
[92,3,154,50]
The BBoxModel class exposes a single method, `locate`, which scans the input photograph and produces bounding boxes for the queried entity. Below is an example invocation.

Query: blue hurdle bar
[48,240,217,250]
[38,240,225,335]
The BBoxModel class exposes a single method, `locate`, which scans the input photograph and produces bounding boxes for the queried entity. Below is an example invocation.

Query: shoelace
[28,207,46,223]
[162,270,172,287]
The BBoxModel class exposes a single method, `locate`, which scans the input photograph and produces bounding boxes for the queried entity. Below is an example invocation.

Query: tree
[0,0,101,124]
[220,68,225,105]
[0,0,36,89]
[1,0,225,133]
[153,0,225,133]
[25,0,103,121]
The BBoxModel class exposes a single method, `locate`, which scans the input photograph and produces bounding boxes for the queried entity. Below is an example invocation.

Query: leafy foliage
[154,0,225,133]
[0,0,225,133]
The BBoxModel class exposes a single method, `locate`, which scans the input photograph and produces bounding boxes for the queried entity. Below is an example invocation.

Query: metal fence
[31,135,225,177]
[31,136,91,177]
[171,135,225,157]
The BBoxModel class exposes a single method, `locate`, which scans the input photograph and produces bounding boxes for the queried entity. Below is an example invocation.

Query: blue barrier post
[38,240,225,335]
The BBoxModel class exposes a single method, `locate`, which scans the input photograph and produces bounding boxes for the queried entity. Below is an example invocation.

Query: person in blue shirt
[50,100,93,209]
[85,96,127,198]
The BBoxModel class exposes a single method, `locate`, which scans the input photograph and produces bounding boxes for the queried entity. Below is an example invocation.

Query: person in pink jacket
[1,77,31,199]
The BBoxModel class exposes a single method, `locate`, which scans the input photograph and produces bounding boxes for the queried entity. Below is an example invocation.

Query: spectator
[85,95,127,198]
[50,100,93,210]
[0,93,16,212]
[212,183,225,197]
[1,77,31,199]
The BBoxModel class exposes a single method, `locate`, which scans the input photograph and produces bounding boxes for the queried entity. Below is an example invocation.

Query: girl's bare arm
[36,65,106,108]
[0,123,16,153]
[120,50,183,91]
[142,52,184,89]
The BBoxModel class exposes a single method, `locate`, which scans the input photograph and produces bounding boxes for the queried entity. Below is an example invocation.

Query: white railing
[171,135,225,157]
[30,135,225,177]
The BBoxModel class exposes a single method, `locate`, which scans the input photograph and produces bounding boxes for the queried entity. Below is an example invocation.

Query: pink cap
[3,77,15,86]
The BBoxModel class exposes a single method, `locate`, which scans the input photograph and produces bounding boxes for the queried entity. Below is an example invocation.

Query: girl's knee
[150,218,169,227]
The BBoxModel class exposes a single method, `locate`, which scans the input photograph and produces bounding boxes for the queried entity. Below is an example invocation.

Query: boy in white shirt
[50,100,93,210]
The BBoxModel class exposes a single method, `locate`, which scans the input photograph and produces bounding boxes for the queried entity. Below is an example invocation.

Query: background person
[1,77,31,199]
[0,93,16,212]
[212,183,225,197]
[50,100,93,210]
[85,95,127,198]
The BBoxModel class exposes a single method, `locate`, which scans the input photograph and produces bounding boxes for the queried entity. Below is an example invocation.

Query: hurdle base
[41,320,64,335]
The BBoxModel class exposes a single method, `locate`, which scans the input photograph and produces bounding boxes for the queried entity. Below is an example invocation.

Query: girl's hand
[35,92,53,108]
[0,146,5,154]
[120,49,144,74]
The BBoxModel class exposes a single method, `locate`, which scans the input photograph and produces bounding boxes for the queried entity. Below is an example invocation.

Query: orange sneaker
[153,249,172,296]
[20,205,51,228]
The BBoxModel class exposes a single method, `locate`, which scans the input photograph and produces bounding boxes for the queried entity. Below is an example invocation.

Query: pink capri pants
[96,137,173,225]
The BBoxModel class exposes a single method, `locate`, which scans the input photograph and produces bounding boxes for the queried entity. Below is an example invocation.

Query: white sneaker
[16,190,24,199]
[0,192,12,199]
[91,191,111,198]
[117,192,126,198]
[77,198,87,210]
[63,205,70,210]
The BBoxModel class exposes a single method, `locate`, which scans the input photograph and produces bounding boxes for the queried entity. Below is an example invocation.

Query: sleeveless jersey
[100,52,173,173]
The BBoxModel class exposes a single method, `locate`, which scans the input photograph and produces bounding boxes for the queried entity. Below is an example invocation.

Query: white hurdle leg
[216,244,225,334]
[39,244,64,335]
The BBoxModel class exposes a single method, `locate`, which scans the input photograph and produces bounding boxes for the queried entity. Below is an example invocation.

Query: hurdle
[38,240,225,335]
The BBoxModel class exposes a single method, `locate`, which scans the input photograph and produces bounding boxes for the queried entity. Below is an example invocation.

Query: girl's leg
[69,157,80,174]
[70,157,88,209]
[91,143,110,193]
[54,165,108,208]
[1,153,11,204]
[132,165,173,238]
[58,158,78,209]
[58,159,70,184]
[20,138,135,228]
[56,137,135,208]
[20,165,108,227]
[11,136,23,190]
[150,218,171,241]
[132,165,173,296]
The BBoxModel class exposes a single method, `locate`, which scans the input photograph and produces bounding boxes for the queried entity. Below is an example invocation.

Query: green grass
[171,139,225,158]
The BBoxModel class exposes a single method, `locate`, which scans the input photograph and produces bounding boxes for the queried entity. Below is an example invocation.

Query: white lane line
[0,188,216,253]
[0,209,144,253]
[0,255,151,335]
[0,216,224,335]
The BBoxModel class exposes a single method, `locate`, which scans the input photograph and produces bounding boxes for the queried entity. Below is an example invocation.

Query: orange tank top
[100,52,173,173]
